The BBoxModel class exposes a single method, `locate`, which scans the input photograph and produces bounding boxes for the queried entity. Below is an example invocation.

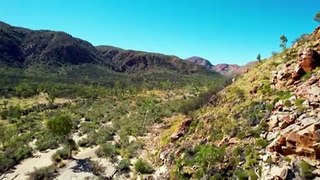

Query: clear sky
[0,0,319,65]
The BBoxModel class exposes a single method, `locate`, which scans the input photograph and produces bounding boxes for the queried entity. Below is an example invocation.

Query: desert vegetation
[0,59,226,179]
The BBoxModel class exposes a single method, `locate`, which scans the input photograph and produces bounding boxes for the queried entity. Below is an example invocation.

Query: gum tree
[315,12,320,23]
[280,35,288,50]
[47,115,73,157]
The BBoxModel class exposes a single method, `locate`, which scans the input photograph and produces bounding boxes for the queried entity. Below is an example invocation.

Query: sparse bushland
[0,23,229,178]
[0,21,230,179]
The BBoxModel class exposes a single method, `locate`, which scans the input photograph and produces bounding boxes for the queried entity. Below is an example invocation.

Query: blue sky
[0,0,319,65]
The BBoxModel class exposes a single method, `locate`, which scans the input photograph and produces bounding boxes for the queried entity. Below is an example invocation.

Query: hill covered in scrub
[150,26,320,179]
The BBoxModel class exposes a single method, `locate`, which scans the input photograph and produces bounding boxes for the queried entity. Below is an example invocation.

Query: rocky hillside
[185,56,213,69]
[149,26,320,179]
[211,63,246,77]
[0,21,108,68]
[0,21,210,75]
[96,46,207,74]
[185,56,256,77]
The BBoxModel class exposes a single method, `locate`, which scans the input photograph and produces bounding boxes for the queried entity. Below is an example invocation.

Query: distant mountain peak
[186,56,257,77]
[185,56,213,68]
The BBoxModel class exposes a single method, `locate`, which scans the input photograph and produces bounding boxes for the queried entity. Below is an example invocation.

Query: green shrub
[95,126,115,144]
[13,145,33,161]
[240,101,266,126]
[284,100,291,107]
[118,139,144,159]
[27,166,57,180]
[88,160,105,176]
[247,129,261,138]
[299,160,315,178]
[52,147,71,162]
[77,138,90,147]
[244,151,259,170]
[233,146,242,157]
[79,122,98,134]
[36,134,60,151]
[301,72,312,82]
[15,82,37,98]
[0,110,8,119]
[256,138,268,148]
[297,106,307,114]
[265,156,273,165]
[232,87,245,100]
[177,88,221,114]
[78,132,99,147]
[284,157,291,163]
[260,84,272,95]
[1,105,23,120]
[246,169,258,180]
[95,143,117,158]
[0,151,14,173]
[276,91,291,100]
[47,115,73,137]
[0,136,32,173]
[266,102,274,111]
[117,159,131,172]
[134,159,154,174]
[270,61,280,67]
[193,145,225,175]
[295,98,305,106]
[234,169,249,180]
[236,132,246,139]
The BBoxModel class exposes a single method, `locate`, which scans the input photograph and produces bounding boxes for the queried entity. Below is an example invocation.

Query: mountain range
[0,21,247,77]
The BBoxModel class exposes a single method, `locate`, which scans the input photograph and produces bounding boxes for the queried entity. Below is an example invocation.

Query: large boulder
[299,49,320,72]
[291,65,305,81]
[268,120,320,159]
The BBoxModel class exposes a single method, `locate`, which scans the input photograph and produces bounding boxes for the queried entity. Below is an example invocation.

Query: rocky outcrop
[261,26,320,179]
[170,118,192,142]
[271,48,320,89]
[268,117,320,159]
[299,49,320,72]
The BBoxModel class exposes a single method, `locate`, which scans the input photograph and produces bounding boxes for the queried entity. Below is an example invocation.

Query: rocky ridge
[0,21,210,75]
[149,26,320,179]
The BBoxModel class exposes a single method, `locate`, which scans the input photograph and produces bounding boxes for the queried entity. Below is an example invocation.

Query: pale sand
[56,146,116,180]
[1,148,60,180]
